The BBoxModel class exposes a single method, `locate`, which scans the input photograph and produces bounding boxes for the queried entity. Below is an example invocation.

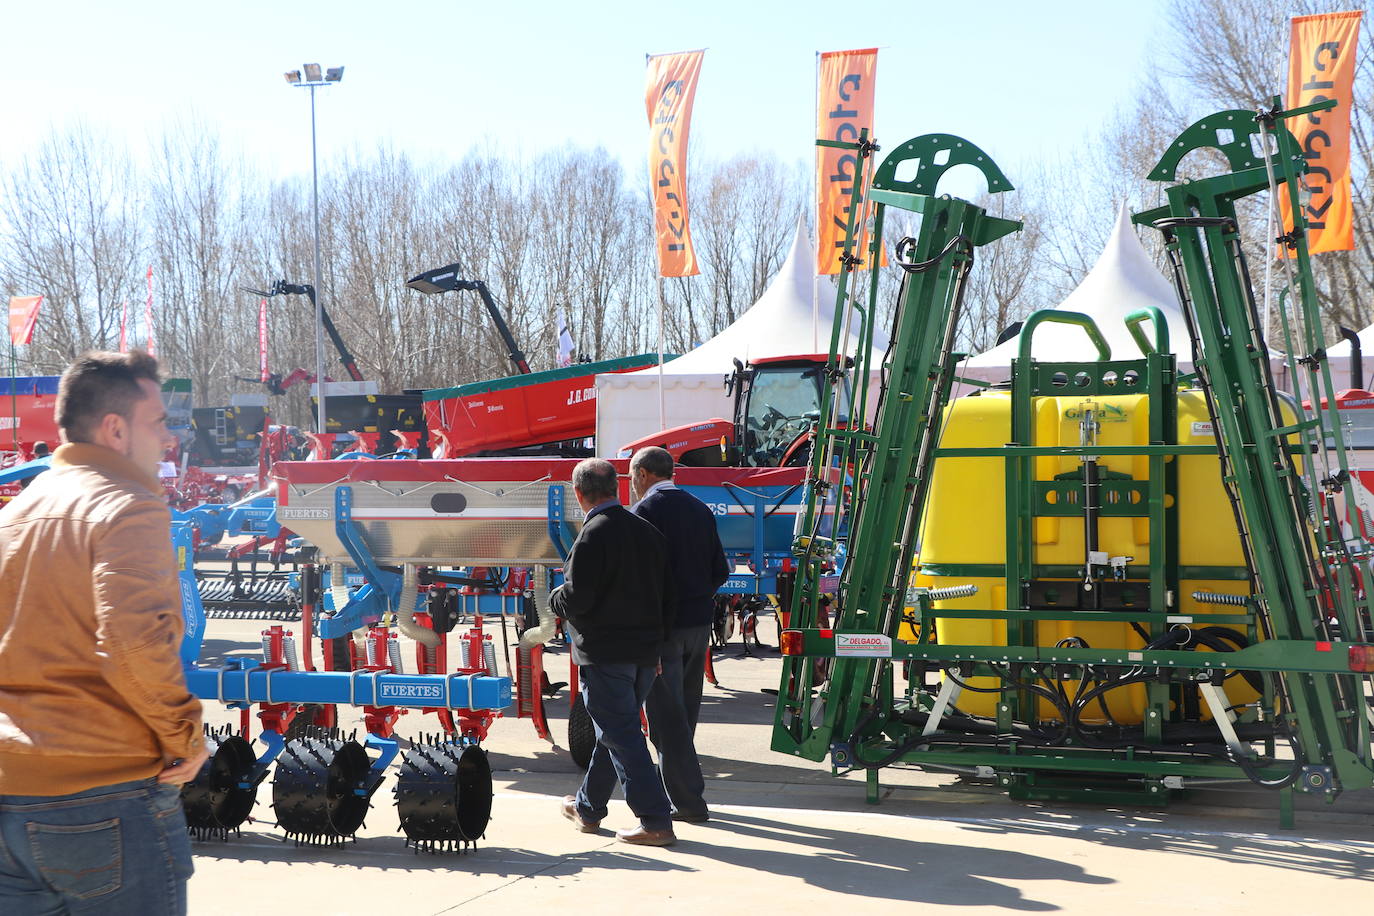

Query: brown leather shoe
[561,795,600,833]
[616,824,676,846]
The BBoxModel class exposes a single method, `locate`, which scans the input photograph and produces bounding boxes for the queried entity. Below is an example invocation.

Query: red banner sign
[259,298,269,382]
[144,265,158,357]
[8,295,42,346]
[1282,10,1362,254]
[645,50,704,277]
[816,48,878,275]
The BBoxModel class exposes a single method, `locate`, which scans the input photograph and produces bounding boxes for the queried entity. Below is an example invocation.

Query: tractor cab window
[742,365,849,466]
[1335,406,1374,451]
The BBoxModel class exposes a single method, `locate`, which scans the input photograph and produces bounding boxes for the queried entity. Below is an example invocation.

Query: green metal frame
[771,109,1374,820]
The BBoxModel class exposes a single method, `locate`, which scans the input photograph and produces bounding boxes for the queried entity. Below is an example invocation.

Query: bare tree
[0,123,142,371]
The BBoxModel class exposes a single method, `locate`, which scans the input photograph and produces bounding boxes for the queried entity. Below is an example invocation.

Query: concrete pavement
[186,619,1374,914]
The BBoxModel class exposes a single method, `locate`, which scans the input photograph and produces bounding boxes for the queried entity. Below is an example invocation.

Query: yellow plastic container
[916,386,1286,724]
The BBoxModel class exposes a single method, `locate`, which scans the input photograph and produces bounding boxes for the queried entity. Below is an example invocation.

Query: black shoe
[671,809,711,824]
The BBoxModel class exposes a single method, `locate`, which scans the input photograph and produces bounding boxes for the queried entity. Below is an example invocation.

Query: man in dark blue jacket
[550,458,676,846]
[630,446,729,823]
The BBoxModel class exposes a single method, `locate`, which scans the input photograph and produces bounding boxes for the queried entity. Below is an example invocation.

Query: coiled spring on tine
[923,584,979,602]
[1191,591,1251,607]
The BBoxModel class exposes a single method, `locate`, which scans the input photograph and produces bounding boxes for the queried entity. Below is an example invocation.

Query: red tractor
[619,354,854,468]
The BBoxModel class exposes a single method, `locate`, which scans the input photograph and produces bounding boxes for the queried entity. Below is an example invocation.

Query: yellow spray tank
[913,309,1296,724]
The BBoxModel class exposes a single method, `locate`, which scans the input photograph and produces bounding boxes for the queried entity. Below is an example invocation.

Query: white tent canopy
[1324,325,1373,390]
[956,205,1191,390]
[594,226,888,457]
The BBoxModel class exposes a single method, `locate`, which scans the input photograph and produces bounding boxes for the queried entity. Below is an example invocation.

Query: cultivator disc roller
[181,726,260,840]
[394,736,493,853]
[271,729,376,845]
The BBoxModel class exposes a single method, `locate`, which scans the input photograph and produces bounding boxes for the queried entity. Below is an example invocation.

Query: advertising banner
[645,50,705,277]
[816,48,878,275]
[1281,11,1362,254]
[8,295,42,346]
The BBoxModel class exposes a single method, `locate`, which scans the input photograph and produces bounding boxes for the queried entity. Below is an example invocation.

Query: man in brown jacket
[0,351,206,914]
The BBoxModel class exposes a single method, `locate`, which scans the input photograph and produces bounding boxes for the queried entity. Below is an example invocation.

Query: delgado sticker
[834,633,893,657]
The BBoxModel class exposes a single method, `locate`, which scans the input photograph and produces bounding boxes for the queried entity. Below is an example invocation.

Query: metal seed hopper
[273,458,589,565]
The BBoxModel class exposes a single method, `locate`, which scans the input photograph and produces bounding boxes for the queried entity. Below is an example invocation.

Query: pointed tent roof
[966,205,1188,368]
[623,224,888,378]
[594,225,888,457]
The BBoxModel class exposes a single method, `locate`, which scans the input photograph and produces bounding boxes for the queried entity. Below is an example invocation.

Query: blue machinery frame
[174,486,513,719]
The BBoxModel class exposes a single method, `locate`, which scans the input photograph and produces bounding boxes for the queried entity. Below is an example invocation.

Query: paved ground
[186,617,1374,914]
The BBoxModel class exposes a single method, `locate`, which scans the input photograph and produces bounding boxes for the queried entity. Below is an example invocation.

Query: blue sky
[0,0,1169,198]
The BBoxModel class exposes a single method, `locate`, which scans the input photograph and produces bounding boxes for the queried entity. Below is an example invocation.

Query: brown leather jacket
[0,442,203,795]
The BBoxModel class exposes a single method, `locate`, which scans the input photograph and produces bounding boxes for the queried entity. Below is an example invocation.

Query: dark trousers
[645,624,710,816]
[575,662,672,831]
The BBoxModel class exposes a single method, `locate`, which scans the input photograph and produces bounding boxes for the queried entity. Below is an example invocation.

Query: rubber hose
[329,562,350,614]
[518,566,557,648]
[395,564,441,649]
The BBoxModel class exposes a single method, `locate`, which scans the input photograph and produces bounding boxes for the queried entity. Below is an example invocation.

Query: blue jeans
[645,624,710,816]
[575,663,672,831]
[0,778,193,915]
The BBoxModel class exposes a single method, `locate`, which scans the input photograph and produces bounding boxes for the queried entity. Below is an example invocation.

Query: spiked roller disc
[272,730,373,843]
[181,728,258,839]
[395,741,492,853]
[568,693,596,770]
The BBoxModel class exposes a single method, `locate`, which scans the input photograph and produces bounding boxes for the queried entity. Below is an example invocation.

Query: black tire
[568,692,596,770]
[283,704,328,743]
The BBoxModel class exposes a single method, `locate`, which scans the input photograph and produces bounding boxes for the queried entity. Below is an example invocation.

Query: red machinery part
[421,357,661,458]
[618,418,734,463]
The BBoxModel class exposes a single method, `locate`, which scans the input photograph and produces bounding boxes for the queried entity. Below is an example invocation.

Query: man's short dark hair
[571,458,618,503]
[57,350,162,444]
[630,446,674,480]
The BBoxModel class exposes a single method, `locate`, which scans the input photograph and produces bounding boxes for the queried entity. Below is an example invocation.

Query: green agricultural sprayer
[772,103,1374,826]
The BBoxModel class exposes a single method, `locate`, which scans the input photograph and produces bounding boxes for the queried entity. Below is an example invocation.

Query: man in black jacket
[630,446,729,823]
[550,458,677,846]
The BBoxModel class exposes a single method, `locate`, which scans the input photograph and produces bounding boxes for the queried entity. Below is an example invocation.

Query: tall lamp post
[284,63,344,434]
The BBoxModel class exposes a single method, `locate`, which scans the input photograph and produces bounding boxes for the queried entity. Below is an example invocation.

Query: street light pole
[284,63,344,436]
[308,81,325,437]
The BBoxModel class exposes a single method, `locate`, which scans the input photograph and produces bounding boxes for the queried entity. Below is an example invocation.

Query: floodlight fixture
[405,263,530,374]
[284,70,302,85]
[303,62,322,82]
[405,263,473,296]
[326,66,344,82]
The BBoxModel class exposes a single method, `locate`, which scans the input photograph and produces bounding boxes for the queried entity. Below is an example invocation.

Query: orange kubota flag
[816,48,878,275]
[8,296,42,346]
[645,50,704,277]
[1281,10,1362,255]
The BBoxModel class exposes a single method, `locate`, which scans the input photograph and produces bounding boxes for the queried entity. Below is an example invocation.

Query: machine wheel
[181,727,258,839]
[283,705,333,743]
[271,730,374,844]
[568,692,596,770]
[395,740,493,853]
